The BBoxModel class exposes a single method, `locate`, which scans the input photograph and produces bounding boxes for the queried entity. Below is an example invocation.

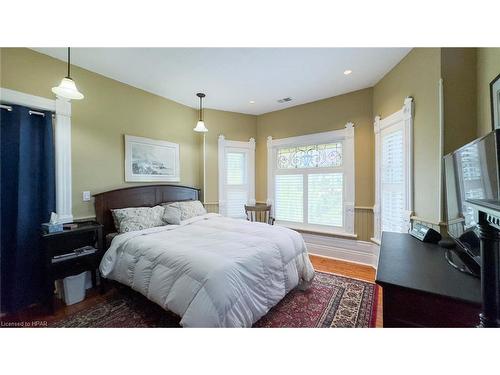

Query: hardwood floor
[310,255,376,281]
[2,255,383,327]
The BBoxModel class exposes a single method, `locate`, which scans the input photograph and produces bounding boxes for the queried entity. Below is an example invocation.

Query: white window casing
[373,97,414,243]
[218,135,256,218]
[267,123,355,236]
[0,88,73,223]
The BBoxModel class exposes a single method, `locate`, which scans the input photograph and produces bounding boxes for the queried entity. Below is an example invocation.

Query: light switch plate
[82,191,91,201]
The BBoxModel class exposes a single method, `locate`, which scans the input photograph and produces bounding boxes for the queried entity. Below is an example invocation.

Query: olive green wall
[0,48,257,219]
[441,48,477,154]
[373,48,442,224]
[477,48,500,136]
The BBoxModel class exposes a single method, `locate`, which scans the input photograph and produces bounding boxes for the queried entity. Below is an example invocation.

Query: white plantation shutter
[308,173,343,227]
[275,174,303,222]
[373,97,413,241]
[225,152,248,218]
[226,189,248,218]
[218,136,255,219]
[226,152,246,185]
[380,127,406,232]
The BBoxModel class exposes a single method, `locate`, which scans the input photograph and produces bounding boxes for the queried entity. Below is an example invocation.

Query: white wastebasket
[62,272,87,305]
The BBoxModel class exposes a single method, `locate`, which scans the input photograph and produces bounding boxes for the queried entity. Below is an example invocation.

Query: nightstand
[41,221,104,313]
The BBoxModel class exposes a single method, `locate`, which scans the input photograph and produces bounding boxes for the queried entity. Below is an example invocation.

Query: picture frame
[124,135,180,182]
[491,73,500,130]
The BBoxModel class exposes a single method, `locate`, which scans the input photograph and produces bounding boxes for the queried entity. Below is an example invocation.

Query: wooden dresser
[376,232,481,327]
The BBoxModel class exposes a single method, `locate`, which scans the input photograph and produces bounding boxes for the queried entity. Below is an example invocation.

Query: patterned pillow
[178,200,207,220]
[162,200,207,220]
[111,206,165,233]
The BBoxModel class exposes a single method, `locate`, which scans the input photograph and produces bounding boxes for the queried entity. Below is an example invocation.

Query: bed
[94,185,315,327]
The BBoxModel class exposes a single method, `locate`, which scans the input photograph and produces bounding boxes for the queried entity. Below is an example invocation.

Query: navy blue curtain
[1,105,55,313]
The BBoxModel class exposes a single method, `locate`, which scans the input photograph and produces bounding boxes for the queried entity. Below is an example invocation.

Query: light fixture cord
[199,95,203,121]
[67,47,71,78]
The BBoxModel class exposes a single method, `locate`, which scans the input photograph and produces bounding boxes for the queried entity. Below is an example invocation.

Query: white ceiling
[33,48,411,115]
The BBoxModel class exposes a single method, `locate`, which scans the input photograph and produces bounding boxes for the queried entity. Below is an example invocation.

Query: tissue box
[42,223,64,233]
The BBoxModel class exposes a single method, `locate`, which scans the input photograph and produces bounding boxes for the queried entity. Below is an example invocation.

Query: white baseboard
[303,232,380,268]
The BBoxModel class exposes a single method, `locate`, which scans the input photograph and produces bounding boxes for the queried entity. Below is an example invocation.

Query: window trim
[267,123,355,235]
[218,135,256,217]
[0,87,73,223]
[373,97,414,242]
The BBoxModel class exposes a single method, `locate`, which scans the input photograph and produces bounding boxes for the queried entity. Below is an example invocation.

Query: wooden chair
[244,204,275,225]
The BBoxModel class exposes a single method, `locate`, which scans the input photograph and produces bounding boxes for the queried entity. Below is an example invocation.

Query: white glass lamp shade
[52,77,84,100]
[193,120,208,132]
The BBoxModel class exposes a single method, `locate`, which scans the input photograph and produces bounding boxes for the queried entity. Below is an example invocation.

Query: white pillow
[162,205,181,225]
[163,200,207,220]
[111,206,165,233]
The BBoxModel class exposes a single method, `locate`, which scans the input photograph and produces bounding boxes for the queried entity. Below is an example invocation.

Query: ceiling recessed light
[344,70,352,75]
[249,100,255,104]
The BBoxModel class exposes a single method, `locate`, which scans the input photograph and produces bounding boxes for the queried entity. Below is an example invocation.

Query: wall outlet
[82,191,91,201]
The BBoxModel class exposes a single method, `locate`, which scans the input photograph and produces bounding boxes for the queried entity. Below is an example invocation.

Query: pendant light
[193,92,208,132]
[52,47,84,100]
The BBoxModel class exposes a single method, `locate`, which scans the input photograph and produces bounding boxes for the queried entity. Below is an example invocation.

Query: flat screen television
[443,129,500,274]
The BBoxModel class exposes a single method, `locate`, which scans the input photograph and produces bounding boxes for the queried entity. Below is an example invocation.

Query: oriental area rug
[51,271,378,328]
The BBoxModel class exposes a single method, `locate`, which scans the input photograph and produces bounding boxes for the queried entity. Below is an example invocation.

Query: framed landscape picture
[491,73,500,130]
[124,135,180,182]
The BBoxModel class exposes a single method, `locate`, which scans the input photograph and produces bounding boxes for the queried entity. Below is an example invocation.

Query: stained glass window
[277,142,342,169]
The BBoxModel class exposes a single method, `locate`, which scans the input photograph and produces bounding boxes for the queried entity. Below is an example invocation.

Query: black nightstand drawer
[45,231,98,257]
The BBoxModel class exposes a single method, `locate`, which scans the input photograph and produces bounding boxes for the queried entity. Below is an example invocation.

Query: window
[275,174,303,222]
[381,128,405,232]
[308,173,343,227]
[456,143,488,228]
[218,136,255,218]
[277,142,342,169]
[267,124,355,235]
[225,151,248,218]
[373,97,414,242]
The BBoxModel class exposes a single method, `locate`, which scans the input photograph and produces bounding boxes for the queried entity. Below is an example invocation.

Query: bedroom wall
[441,48,477,155]
[255,88,374,241]
[373,48,442,226]
[477,48,500,136]
[0,48,257,219]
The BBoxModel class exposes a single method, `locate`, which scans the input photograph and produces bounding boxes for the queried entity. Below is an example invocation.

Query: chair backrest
[245,204,273,224]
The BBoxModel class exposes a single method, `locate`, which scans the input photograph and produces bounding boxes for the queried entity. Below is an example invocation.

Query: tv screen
[444,130,500,257]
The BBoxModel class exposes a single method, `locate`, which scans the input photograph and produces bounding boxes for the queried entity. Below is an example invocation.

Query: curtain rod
[1,104,54,118]
[29,110,45,117]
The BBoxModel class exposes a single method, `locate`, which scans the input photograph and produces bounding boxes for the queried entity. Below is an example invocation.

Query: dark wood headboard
[93,185,200,235]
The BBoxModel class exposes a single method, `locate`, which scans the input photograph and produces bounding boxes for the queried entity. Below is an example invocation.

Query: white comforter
[100,213,315,327]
